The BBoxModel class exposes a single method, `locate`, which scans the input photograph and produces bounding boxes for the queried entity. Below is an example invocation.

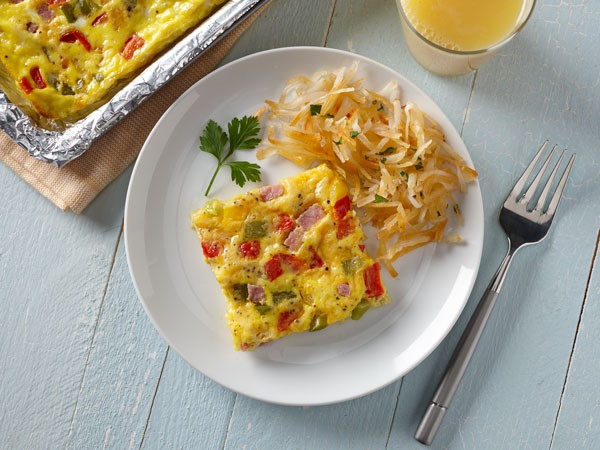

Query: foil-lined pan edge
[0,0,268,167]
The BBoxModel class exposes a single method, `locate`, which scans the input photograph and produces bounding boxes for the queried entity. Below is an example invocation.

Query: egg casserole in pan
[0,0,227,129]
[191,165,390,351]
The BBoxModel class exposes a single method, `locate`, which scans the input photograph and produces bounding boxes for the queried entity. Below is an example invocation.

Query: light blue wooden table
[2,1,599,448]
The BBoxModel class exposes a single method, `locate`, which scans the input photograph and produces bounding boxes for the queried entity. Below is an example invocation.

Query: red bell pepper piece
[336,217,354,239]
[239,240,261,259]
[19,77,33,94]
[280,254,307,273]
[30,67,46,89]
[277,310,300,332]
[333,195,351,220]
[265,253,307,281]
[363,262,385,297]
[308,246,324,268]
[265,255,283,281]
[121,33,145,60]
[201,240,222,259]
[91,12,107,26]
[60,30,92,51]
[274,213,295,233]
[333,195,354,239]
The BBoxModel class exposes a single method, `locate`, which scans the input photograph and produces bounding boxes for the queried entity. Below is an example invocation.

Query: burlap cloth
[0,5,266,214]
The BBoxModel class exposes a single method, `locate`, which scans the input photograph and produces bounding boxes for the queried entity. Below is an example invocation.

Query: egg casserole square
[0,0,227,129]
[191,165,390,351]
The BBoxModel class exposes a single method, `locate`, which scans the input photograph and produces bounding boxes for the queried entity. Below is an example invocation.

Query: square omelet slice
[191,165,390,351]
[0,0,227,129]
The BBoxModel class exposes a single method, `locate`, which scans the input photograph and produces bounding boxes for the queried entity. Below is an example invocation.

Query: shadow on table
[82,165,133,230]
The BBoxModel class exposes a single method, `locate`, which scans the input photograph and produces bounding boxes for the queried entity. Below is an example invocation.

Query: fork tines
[506,141,576,216]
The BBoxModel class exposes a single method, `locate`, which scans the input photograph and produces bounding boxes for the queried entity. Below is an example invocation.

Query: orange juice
[400,0,526,51]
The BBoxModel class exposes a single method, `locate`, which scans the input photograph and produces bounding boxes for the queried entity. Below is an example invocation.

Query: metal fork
[415,141,576,446]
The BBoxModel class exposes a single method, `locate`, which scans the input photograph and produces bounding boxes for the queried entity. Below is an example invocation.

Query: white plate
[125,47,484,406]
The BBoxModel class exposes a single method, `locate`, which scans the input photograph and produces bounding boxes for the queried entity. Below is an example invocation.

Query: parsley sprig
[200,116,262,196]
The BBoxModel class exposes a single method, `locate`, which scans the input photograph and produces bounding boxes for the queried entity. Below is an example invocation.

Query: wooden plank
[140,352,236,450]
[222,0,336,64]
[64,232,170,449]
[551,232,600,449]
[0,166,130,448]
[223,383,401,450]
[388,0,600,447]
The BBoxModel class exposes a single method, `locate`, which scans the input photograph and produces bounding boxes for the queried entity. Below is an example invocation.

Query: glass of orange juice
[396,0,536,76]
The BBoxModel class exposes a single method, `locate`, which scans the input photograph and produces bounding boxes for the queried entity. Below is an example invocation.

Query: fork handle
[415,243,518,445]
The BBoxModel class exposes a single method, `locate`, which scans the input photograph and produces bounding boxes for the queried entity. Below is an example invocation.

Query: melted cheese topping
[0,0,227,128]
[191,165,389,351]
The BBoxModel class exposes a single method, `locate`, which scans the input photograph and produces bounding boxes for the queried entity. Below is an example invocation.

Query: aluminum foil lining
[0,0,268,167]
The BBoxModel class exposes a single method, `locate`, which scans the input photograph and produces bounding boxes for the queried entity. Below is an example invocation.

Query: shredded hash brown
[256,63,478,276]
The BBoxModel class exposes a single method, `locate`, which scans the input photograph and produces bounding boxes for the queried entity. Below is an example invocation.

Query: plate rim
[124,45,484,405]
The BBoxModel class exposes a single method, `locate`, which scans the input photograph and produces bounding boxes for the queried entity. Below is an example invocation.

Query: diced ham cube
[247,284,265,304]
[284,205,325,252]
[26,22,39,33]
[37,4,54,21]
[284,226,304,252]
[337,283,351,297]
[260,184,284,202]
[297,204,324,229]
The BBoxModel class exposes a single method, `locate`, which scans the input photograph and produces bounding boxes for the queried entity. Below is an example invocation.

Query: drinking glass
[395,0,536,76]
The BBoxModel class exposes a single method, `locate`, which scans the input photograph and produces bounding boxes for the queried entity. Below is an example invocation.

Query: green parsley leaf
[227,116,261,153]
[350,130,361,138]
[199,120,228,159]
[310,104,322,116]
[377,146,396,155]
[415,157,424,170]
[323,113,335,118]
[199,116,262,196]
[226,161,262,187]
[400,171,409,182]
[333,137,343,146]
[377,102,384,111]
[374,194,389,203]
